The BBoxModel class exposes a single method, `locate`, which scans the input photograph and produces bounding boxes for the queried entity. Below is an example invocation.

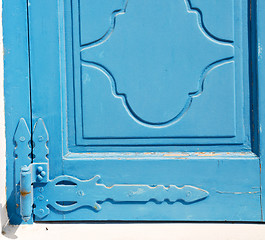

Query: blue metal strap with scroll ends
[14,118,209,222]
[33,175,209,219]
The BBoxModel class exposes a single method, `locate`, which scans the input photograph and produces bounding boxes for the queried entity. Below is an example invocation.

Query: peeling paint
[128,188,145,196]
[195,152,222,157]
[258,42,263,60]
[163,153,190,157]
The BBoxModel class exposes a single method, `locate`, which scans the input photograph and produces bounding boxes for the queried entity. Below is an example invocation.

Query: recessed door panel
[65,0,250,151]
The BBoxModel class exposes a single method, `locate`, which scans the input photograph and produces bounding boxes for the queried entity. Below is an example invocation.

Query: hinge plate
[15,118,209,222]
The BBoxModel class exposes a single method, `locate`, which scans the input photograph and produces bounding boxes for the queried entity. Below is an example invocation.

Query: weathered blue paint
[69,0,250,151]
[3,0,265,223]
[34,174,209,220]
[3,0,32,224]
[30,123,209,220]
[257,0,265,221]
[14,119,31,219]
[14,119,49,222]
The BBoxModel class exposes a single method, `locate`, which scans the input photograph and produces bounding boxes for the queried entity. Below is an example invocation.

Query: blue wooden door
[25,0,261,221]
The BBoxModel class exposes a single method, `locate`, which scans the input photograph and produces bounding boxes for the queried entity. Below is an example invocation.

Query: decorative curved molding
[80,0,127,50]
[81,58,234,128]
[34,175,209,216]
[187,0,233,44]
[81,0,233,51]
[79,0,234,127]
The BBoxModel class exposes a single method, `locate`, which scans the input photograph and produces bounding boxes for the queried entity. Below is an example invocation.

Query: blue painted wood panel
[257,0,265,221]
[4,0,260,222]
[65,0,251,151]
[35,154,261,221]
[3,0,32,224]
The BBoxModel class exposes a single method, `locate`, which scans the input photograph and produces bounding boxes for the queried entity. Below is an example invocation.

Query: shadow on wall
[1,202,20,239]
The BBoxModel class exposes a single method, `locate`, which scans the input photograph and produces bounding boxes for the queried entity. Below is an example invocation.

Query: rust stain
[16,204,19,208]
[20,191,31,197]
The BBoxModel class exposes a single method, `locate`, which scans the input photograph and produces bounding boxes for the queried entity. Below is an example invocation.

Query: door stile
[3,0,32,224]
[257,0,265,221]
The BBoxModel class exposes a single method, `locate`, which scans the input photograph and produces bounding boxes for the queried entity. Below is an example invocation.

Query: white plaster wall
[0,1,265,239]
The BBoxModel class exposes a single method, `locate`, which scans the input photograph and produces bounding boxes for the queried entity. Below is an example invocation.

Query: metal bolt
[37,166,43,173]
[39,209,44,215]
[40,171,46,177]
[37,175,43,181]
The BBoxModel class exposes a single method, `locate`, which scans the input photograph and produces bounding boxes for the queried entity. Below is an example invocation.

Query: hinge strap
[15,118,209,222]
[14,118,49,222]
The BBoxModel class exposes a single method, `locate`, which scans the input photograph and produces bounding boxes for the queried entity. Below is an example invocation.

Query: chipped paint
[258,42,263,60]
[163,153,190,157]
[144,152,155,155]
[194,152,222,157]
[128,188,145,197]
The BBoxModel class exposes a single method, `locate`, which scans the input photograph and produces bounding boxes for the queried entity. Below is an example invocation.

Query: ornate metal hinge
[14,118,49,222]
[14,118,209,222]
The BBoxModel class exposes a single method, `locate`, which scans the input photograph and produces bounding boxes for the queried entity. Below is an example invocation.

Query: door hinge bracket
[14,118,49,222]
[14,118,209,222]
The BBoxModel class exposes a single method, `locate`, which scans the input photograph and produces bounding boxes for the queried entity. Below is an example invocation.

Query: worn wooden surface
[3,0,264,223]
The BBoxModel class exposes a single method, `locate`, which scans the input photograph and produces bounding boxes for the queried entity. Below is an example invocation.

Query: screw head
[39,209,44,215]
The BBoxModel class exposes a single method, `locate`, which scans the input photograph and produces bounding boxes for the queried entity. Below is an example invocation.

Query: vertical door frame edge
[2,0,32,224]
[257,0,265,221]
